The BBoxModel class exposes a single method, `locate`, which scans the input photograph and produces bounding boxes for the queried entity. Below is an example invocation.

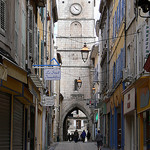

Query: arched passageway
[60,102,93,141]
[63,107,89,141]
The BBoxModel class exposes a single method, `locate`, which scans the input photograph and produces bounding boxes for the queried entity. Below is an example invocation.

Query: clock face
[70,3,82,15]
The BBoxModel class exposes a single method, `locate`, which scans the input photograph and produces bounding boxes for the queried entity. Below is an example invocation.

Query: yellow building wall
[109,0,125,107]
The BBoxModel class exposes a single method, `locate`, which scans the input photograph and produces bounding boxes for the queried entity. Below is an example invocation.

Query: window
[74,79,78,91]
[22,8,26,68]
[127,45,131,74]
[0,0,6,34]
[28,6,33,55]
[76,120,81,129]
[113,62,116,87]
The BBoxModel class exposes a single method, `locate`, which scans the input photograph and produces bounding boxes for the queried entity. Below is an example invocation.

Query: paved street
[49,142,110,150]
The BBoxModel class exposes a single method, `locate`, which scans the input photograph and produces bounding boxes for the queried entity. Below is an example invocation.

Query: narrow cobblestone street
[49,142,111,150]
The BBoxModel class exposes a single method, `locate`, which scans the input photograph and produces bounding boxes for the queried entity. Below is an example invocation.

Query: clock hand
[74,6,79,11]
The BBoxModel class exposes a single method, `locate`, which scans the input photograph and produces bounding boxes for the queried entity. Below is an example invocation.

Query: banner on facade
[44,68,61,80]
[41,96,55,106]
[124,88,135,114]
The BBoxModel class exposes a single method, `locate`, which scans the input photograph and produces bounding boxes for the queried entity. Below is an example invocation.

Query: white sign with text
[44,68,61,80]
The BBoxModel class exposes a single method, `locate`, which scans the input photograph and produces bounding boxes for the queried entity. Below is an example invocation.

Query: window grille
[0,0,6,33]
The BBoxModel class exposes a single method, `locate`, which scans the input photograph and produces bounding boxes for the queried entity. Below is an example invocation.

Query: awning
[30,74,44,88]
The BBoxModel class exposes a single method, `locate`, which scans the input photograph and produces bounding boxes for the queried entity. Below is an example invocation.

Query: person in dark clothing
[74,130,79,143]
[87,129,91,141]
[95,130,103,150]
[67,133,71,141]
[81,130,86,142]
[71,133,74,141]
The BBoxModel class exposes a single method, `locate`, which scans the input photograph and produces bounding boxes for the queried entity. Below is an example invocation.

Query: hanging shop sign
[124,88,135,115]
[41,96,55,106]
[44,68,61,80]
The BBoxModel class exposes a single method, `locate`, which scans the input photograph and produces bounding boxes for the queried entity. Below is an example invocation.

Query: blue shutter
[119,54,121,79]
[119,1,121,27]
[117,6,119,32]
[114,107,118,150]
[123,46,125,68]
[113,63,115,87]
[116,60,118,83]
[121,50,123,78]
[41,40,44,65]
[121,100,125,149]
[113,17,114,41]
[122,0,124,19]
[115,11,116,37]
[110,110,113,147]
[38,31,40,65]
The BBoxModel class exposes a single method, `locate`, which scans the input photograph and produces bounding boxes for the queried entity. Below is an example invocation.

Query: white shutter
[0,0,6,33]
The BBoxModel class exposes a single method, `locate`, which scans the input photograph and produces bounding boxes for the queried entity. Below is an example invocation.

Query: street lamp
[92,86,96,94]
[77,77,82,89]
[138,0,150,13]
[81,43,89,63]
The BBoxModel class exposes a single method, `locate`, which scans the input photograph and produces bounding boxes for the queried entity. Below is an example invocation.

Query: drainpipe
[124,0,127,68]
[27,1,31,150]
[49,0,53,145]
[107,2,109,93]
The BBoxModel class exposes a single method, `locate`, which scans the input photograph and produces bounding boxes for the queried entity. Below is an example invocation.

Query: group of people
[67,129,91,143]
[67,129,103,150]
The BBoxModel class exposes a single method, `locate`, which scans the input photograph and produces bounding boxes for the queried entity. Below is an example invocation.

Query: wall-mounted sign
[124,88,135,115]
[44,68,61,80]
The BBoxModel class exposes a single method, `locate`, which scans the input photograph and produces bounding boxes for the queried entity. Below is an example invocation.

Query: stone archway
[59,100,93,141]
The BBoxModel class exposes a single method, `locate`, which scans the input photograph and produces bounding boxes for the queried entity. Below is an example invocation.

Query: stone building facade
[55,0,96,141]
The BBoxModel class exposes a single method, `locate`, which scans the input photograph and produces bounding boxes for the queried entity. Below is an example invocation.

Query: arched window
[70,21,82,37]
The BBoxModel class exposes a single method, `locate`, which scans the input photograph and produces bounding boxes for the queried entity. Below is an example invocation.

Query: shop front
[123,87,136,150]
[110,84,124,150]
[136,76,150,150]
[0,58,35,150]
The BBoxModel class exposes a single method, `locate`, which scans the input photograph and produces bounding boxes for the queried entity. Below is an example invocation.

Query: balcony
[36,0,46,7]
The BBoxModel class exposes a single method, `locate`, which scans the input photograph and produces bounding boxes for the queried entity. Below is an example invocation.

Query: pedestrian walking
[81,130,86,142]
[87,129,91,141]
[71,133,74,141]
[95,130,103,150]
[74,130,79,143]
[67,133,71,141]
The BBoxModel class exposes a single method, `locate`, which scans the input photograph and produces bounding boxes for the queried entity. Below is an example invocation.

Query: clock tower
[55,0,95,141]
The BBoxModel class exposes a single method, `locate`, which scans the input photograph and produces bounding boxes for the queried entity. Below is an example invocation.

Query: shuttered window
[41,40,44,65]
[113,17,114,41]
[122,0,124,20]
[0,0,6,34]
[13,99,24,150]
[28,6,33,55]
[15,0,19,55]
[22,7,26,68]
[0,92,11,150]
